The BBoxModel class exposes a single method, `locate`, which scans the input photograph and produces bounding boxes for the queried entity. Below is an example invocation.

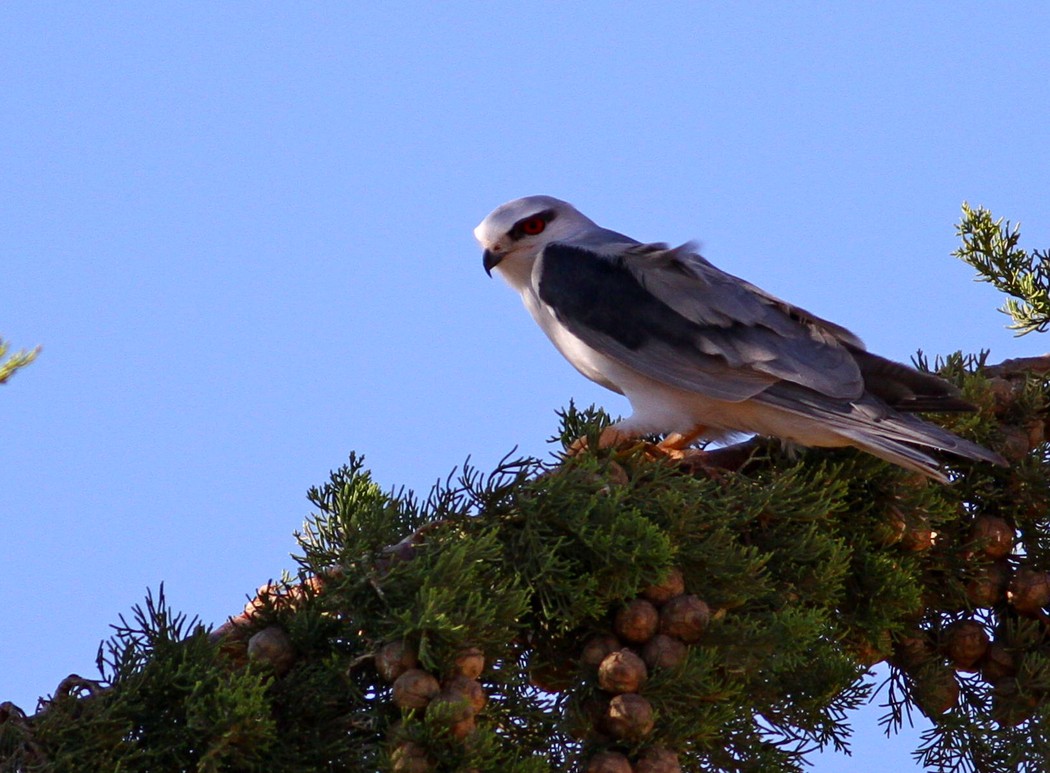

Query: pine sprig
[0,338,39,385]
[954,203,1050,335]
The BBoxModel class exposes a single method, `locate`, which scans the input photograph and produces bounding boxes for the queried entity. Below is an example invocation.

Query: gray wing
[535,241,867,403]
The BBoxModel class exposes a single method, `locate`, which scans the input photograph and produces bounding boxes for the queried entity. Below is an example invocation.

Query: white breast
[518,289,626,394]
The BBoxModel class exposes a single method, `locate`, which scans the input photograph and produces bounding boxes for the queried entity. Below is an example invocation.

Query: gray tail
[761,389,1007,483]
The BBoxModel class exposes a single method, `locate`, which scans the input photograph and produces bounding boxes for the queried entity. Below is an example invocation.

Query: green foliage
[10,382,1041,772]
[1,588,279,772]
[0,338,38,385]
[7,210,1050,771]
[955,203,1050,335]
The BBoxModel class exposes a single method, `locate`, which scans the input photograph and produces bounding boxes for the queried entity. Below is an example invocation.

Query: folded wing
[536,241,875,403]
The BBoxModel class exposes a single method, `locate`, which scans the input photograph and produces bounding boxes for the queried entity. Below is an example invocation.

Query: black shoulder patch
[538,244,699,351]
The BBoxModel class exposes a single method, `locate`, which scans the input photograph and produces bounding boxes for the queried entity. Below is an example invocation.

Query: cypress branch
[3,208,1050,771]
[0,338,39,385]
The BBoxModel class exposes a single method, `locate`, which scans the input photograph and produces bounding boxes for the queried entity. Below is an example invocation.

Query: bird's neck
[494,252,536,293]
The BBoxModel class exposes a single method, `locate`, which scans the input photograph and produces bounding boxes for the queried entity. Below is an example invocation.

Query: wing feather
[536,242,866,402]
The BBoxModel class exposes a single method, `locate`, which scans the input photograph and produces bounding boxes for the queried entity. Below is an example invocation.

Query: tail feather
[851,350,977,412]
[837,433,951,483]
[760,387,1007,482]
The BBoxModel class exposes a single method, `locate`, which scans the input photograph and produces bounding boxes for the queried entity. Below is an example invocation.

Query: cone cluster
[574,567,706,773]
[887,506,1050,724]
[379,641,488,770]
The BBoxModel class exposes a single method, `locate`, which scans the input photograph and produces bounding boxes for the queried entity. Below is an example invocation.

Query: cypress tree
[2,206,1050,771]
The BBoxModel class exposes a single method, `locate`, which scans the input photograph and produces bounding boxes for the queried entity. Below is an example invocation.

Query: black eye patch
[508,209,557,241]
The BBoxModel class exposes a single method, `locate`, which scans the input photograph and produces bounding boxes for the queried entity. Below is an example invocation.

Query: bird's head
[474,195,599,284]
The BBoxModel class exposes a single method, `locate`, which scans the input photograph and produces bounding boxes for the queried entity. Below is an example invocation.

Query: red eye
[521,217,546,236]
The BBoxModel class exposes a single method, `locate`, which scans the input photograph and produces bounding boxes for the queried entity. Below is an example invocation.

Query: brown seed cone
[216,636,250,669]
[448,714,477,741]
[440,675,487,715]
[641,568,686,605]
[899,511,935,552]
[970,515,1016,560]
[604,693,655,740]
[598,649,648,694]
[942,619,990,671]
[585,750,634,773]
[567,696,612,742]
[986,376,1019,416]
[581,633,623,669]
[452,647,485,680]
[1008,567,1050,616]
[998,425,1028,462]
[390,741,433,773]
[247,625,296,675]
[392,668,440,710]
[873,506,907,547]
[659,595,710,643]
[426,685,476,740]
[848,630,892,667]
[642,634,689,671]
[1029,420,1045,449]
[891,632,936,670]
[965,560,1011,608]
[981,642,1018,685]
[635,746,682,773]
[991,677,1038,727]
[1000,422,1044,462]
[614,599,660,644]
[1025,420,1045,451]
[910,667,960,718]
[377,640,419,683]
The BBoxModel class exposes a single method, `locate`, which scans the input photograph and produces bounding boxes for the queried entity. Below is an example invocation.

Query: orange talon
[568,426,641,456]
[655,424,708,458]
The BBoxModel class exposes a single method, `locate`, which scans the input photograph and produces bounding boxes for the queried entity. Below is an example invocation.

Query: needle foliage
[3,207,1050,772]
[0,338,38,385]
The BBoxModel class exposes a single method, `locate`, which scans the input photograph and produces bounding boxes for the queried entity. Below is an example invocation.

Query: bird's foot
[653,432,695,460]
[568,426,643,456]
[570,425,707,458]
[653,426,731,480]
[652,425,708,459]
[568,423,729,478]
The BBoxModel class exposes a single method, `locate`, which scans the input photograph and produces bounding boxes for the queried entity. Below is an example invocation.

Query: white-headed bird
[476,195,1005,482]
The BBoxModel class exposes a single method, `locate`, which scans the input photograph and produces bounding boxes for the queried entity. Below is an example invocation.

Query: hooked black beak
[482,249,503,277]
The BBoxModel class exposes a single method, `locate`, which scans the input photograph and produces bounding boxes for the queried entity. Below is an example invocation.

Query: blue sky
[3,3,1049,769]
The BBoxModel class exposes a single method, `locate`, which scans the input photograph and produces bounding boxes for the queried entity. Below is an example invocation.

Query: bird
[474,194,1006,482]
